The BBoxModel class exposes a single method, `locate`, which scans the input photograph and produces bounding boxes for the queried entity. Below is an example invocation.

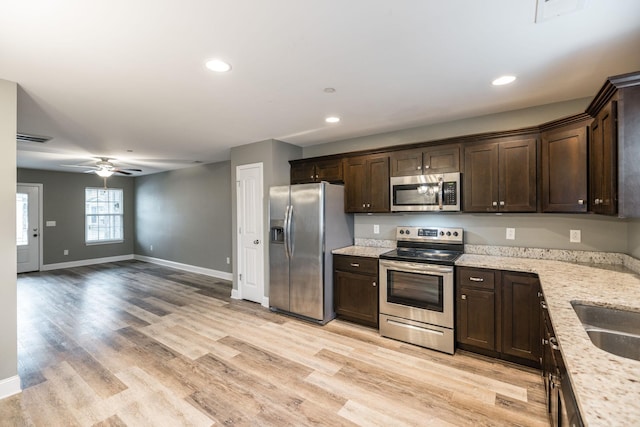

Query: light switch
[570,229,581,243]
[373,224,380,234]
[46,220,56,227]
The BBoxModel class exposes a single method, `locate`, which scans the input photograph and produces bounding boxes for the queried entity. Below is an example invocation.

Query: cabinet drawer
[334,255,378,275]
[457,267,495,290]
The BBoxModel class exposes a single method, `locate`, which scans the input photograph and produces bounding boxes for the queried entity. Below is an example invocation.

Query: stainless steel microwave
[390,172,461,212]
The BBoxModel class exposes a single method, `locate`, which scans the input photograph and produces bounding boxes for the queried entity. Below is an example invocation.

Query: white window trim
[85,187,124,245]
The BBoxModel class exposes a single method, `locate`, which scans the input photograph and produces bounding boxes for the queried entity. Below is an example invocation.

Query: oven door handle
[379,260,453,275]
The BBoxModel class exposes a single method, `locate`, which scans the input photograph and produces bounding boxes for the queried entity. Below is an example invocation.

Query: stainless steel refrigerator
[269,182,353,324]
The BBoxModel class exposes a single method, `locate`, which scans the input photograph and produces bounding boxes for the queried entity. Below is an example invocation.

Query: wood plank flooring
[1,260,548,426]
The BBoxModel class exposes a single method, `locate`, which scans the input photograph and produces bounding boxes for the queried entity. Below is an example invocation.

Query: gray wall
[304,97,591,158]
[355,213,629,253]
[230,139,302,295]
[629,219,640,258]
[135,161,232,273]
[1,79,18,384]
[17,168,135,265]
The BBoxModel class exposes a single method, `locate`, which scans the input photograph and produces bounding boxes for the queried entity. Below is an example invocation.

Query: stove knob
[399,230,404,235]
[439,231,445,236]
[453,231,459,237]
[405,229,411,235]
[446,231,451,236]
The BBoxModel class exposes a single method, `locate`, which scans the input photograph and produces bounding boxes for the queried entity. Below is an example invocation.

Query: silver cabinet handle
[315,174,319,179]
[362,203,366,208]
[578,199,584,205]
[350,263,360,267]
[469,277,484,282]
[499,201,505,206]
[367,203,371,208]
[372,281,377,287]
[537,291,543,297]
[416,166,421,170]
[425,164,430,169]
[549,337,560,351]
[492,201,498,207]
[310,175,314,179]
[461,294,467,300]
[541,301,547,309]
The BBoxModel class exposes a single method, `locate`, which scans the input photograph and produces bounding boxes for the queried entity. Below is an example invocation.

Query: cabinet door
[502,272,541,363]
[464,143,499,212]
[390,149,423,176]
[367,155,390,213]
[590,101,618,215]
[334,270,378,327]
[457,287,496,351]
[499,138,537,212]
[542,126,588,212]
[344,157,367,213]
[290,162,316,184]
[315,159,343,183]
[423,145,460,174]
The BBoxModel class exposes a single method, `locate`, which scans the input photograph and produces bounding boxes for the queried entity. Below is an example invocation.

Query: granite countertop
[332,245,392,258]
[456,254,640,426]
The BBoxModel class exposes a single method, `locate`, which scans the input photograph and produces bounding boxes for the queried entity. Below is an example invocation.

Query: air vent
[16,133,51,144]
[535,0,586,22]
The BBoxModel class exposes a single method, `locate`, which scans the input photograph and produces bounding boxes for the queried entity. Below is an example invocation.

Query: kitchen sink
[571,301,640,361]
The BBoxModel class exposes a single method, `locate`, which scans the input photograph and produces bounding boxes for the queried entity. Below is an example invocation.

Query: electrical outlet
[150,245,153,251]
[226,257,230,264]
[506,228,516,240]
[570,229,581,243]
[373,224,380,234]
[63,249,69,256]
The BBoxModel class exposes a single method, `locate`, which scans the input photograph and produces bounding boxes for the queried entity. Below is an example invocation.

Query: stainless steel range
[379,226,464,354]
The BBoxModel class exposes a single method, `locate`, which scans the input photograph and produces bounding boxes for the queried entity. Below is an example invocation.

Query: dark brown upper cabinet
[344,154,390,213]
[290,158,343,184]
[589,100,618,215]
[586,71,640,218]
[541,118,590,213]
[390,145,460,176]
[464,137,537,212]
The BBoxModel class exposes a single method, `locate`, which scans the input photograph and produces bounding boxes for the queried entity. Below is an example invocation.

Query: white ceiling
[2,0,640,175]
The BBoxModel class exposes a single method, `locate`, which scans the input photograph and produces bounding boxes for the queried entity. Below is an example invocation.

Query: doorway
[235,163,265,305]
[17,183,42,273]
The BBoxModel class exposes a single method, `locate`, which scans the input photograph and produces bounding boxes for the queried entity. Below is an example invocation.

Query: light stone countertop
[332,245,393,258]
[456,254,640,427]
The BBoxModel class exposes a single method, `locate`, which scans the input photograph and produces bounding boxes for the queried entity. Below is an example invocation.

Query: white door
[236,163,265,305]
[17,184,41,273]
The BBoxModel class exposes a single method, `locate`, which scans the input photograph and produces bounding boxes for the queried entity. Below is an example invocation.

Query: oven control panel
[396,226,463,243]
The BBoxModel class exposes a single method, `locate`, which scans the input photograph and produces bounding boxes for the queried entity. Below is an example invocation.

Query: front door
[17,184,41,273]
[236,163,264,305]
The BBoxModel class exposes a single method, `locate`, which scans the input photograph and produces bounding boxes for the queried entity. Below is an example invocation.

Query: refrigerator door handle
[287,205,295,257]
[283,204,291,259]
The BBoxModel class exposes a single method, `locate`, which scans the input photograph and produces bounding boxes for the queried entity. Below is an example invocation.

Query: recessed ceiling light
[205,59,232,73]
[325,116,340,123]
[492,75,517,86]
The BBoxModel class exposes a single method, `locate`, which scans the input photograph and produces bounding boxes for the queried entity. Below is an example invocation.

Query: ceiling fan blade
[61,164,99,170]
[119,168,142,172]
[114,170,132,175]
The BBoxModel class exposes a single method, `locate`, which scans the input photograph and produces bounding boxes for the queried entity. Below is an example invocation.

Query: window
[16,193,29,246]
[85,188,123,244]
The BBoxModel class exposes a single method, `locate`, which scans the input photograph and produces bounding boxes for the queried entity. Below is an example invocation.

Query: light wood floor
[1,261,548,426]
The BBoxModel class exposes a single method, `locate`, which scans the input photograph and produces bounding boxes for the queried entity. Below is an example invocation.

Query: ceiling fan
[62,158,142,177]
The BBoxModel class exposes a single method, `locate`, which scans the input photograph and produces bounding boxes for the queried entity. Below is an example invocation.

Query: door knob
[253,239,260,244]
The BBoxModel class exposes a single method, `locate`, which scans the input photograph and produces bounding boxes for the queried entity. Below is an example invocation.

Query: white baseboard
[0,375,21,400]
[41,254,134,271]
[262,297,269,308]
[134,255,233,281]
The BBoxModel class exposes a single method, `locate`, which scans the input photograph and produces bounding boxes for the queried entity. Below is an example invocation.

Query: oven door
[379,259,454,328]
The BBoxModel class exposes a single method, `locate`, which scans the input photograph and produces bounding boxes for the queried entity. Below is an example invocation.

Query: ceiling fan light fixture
[96,169,114,177]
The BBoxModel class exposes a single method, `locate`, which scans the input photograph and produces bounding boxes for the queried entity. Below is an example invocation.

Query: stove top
[379,226,464,265]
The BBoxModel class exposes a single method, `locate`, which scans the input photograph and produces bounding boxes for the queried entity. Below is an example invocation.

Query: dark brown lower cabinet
[456,267,541,368]
[333,255,379,328]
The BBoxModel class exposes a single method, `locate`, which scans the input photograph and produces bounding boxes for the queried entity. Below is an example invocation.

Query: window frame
[85,187,124,245]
